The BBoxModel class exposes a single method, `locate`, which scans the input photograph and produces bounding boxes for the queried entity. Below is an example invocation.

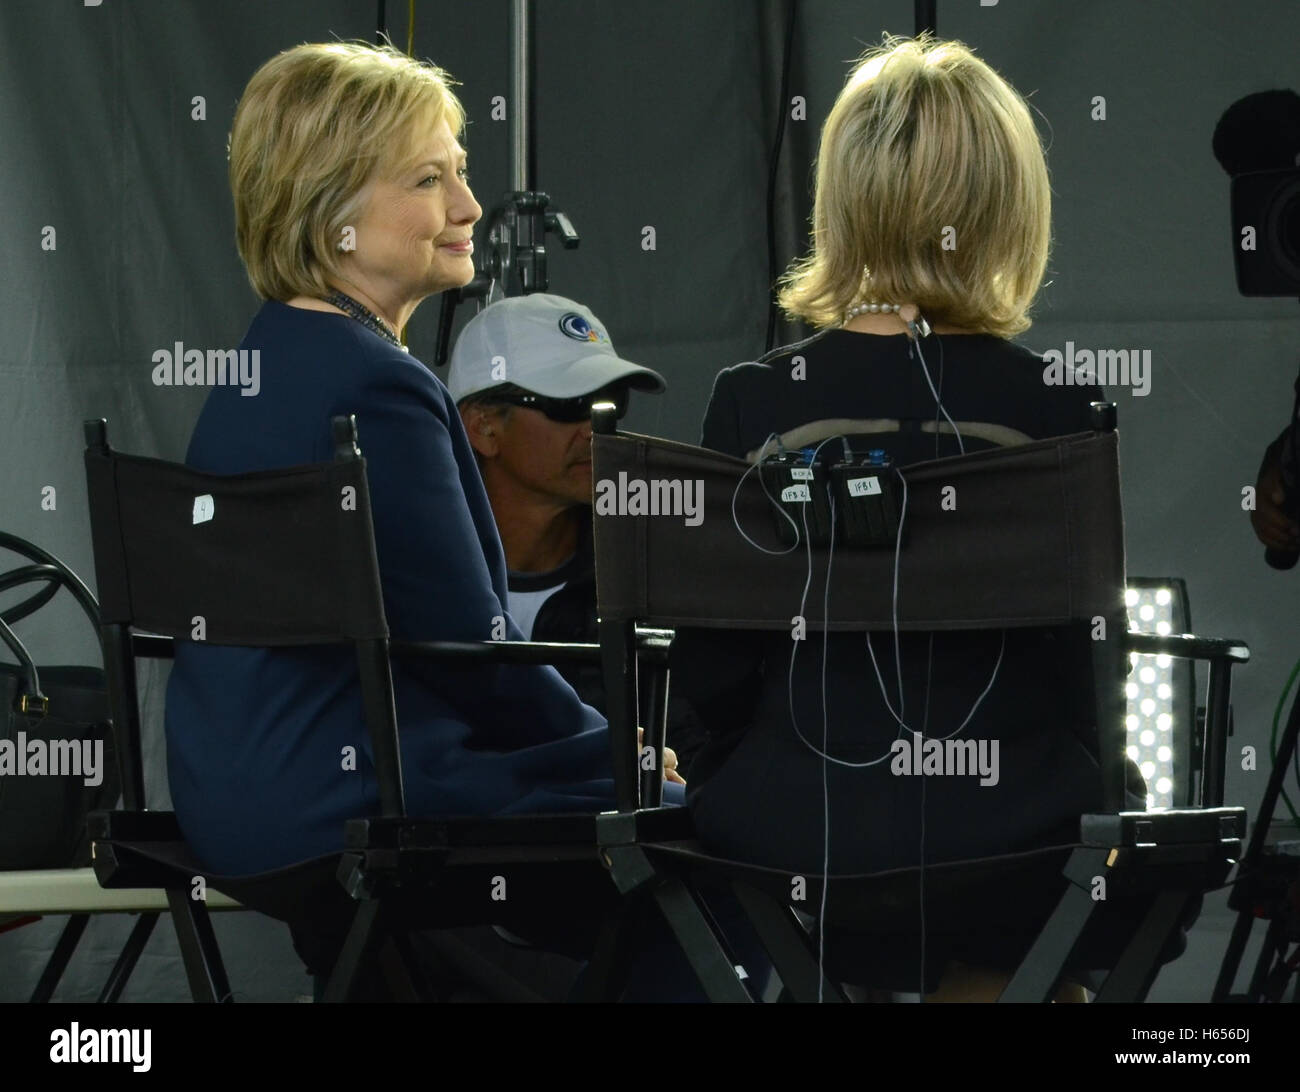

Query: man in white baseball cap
[449,292,665,407]
[449,294,664,661]
[450,294,707,778]
[446,294,755,998]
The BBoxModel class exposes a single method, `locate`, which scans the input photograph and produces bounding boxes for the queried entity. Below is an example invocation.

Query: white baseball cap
[447,293,666,402]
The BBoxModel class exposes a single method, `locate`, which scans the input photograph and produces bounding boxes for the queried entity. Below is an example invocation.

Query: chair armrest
[130,633,175,658]
[391,639,600,665]
[1081,806,1247,847]
[392,628,676,668]
[1124,632,1249,664]
[87,810,184,841]
[634,628,674,664]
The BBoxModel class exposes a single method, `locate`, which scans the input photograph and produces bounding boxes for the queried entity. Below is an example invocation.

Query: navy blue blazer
[164,300,661,875]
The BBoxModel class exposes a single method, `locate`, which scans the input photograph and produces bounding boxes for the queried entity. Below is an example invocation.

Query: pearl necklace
[322,290,408,351]
[844,299,902,321]
[844,298,933,339]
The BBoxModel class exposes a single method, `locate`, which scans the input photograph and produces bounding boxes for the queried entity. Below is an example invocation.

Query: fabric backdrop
[1,0,1296,1000]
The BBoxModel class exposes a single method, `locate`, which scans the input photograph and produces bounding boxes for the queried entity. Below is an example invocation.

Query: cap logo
[558,312,607,344]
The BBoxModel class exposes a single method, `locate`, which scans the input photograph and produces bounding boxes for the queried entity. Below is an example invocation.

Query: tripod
[1214,658,1300,1001]
[431,0,580,364]
[375,0,580,362]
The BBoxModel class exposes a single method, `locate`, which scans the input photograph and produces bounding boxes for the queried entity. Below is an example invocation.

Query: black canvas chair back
[82,416,403,823]
[589,412,1249,1002]
[83,423,387,645]
[594,428,1123,629]
[591,415,1129,809]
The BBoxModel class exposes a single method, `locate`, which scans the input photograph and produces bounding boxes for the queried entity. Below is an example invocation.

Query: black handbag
[0,532,119,869]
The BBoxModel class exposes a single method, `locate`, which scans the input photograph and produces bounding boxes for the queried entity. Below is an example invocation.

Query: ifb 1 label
[846,476,881,497]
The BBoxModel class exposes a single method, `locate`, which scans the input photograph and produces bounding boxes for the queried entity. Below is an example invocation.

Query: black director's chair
[79,415,720,1002]
[585,402,1250,1002]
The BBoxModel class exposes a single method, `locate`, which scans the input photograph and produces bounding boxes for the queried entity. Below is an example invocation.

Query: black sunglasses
[487,386,630,424]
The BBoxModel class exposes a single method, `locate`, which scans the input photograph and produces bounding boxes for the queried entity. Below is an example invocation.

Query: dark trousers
[304,885,772,1002]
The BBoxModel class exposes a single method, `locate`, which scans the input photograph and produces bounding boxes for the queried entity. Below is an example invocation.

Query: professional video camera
[1213,88,1300,569]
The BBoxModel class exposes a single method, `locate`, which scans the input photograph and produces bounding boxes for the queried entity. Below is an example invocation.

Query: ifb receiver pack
[759,443,900,548]
[759,446,833,546]
[829,448,901,547]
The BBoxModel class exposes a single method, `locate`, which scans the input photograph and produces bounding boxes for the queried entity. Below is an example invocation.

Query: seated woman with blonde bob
[675,32,1190,1002]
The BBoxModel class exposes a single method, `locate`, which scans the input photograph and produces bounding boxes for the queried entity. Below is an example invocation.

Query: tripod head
[434,190,580,366]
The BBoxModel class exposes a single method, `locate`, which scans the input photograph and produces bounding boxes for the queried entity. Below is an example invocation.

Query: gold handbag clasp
[19,693,49,716]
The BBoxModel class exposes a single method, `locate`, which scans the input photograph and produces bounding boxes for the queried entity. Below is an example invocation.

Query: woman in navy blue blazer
[165,42,682,886]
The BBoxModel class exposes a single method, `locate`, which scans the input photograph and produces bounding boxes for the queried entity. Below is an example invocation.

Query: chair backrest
[590,406,1131,812]
[81,416,405,819]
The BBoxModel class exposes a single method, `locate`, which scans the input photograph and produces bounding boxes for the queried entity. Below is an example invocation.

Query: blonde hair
[229,42,466,301]
[777,32,1051,338]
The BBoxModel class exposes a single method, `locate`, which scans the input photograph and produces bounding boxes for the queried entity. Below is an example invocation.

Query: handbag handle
[0,611,46,715]
[1,566,60,625]
[0,532,104,716]
[0,532,101,637]
[0,563,62,625]
[0,565,68,713]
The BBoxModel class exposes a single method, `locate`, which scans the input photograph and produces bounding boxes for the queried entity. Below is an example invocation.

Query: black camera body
[1231,168,1300,296]
[1212,89,1300,568]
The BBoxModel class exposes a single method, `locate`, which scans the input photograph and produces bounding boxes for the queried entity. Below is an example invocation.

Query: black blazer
[673,328,1107,874]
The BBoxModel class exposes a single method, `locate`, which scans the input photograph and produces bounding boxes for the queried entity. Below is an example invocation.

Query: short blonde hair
[778,32,1051,338]
[229,42,466,301]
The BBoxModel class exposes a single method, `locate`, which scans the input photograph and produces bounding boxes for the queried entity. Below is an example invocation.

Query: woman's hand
[638,726,686,785]
[663,744,685,785]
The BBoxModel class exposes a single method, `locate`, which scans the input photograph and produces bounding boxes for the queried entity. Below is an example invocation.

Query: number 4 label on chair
[193,494,215,524]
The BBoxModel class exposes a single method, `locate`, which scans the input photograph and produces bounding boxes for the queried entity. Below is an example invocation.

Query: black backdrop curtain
[2,0,1297,999]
